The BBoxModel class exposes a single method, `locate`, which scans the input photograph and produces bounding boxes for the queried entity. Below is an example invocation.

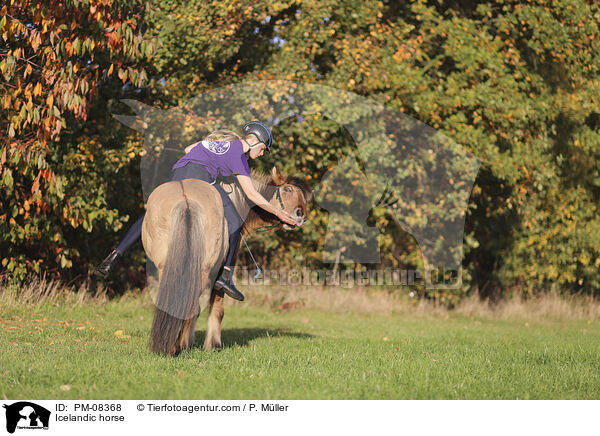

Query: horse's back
[142,179,226,266]
[147,179,218,208]
[146,179,223,220]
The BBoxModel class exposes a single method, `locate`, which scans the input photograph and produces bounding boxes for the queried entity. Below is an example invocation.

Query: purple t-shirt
[172,139,250,179]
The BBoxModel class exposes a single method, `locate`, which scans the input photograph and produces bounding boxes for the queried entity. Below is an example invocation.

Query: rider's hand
[277,209,296,226]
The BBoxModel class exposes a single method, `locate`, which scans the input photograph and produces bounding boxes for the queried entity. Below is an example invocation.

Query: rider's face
[251,143,267,159]
[246,135,267,159]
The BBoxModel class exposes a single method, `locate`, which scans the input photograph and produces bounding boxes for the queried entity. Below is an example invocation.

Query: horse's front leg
[204,289,225,350]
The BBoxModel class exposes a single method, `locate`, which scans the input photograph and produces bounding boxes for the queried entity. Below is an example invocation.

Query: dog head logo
[3,402,50,433]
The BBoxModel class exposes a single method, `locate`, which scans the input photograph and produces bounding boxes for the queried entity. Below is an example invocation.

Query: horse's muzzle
[283,216,307,230]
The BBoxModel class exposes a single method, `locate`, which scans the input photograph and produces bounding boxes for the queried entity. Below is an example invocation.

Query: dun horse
[142,166,313,355]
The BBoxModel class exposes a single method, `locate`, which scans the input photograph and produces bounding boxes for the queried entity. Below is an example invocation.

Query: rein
[245,185,284,277]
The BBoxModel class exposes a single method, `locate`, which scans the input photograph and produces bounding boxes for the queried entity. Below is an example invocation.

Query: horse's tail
[150,198,204,355]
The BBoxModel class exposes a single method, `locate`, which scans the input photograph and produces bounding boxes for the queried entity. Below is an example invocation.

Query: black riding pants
[115,163,243,267]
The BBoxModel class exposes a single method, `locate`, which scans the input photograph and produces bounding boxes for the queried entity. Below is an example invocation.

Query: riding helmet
[242,121,273,152]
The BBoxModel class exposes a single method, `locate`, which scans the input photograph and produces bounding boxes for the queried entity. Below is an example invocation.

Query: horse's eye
[284,186,292,193]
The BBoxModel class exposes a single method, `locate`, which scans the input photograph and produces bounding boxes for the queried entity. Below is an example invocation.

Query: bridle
[222,182,298,232]
[255,186,288,233]
[254,184,308,232]
[275,186,285,210]
[243,183,306,279]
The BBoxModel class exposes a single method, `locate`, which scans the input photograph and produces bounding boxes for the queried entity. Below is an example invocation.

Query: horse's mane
[218,168,312,235]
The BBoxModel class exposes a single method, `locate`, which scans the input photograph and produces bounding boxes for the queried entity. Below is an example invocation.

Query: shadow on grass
[193,328,314,350]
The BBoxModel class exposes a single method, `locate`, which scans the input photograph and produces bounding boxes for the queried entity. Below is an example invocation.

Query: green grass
[1,292,600,399]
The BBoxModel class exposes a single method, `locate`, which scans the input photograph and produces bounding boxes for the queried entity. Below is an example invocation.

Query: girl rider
[95,121,296,302]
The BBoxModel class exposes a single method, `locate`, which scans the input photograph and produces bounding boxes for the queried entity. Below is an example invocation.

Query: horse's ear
[305,189,314,203]
[271,166,285,185]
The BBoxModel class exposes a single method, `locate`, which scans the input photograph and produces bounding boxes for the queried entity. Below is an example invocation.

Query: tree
[3,0,599,299]
[1,0,157,279]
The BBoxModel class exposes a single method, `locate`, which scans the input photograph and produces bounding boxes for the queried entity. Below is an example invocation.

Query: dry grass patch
[454,290,600,321]
[2,276,600,322]
[0,275,110,306]
[240,284,600,321]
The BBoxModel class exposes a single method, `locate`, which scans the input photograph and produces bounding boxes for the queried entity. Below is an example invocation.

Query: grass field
[1,280,600,399]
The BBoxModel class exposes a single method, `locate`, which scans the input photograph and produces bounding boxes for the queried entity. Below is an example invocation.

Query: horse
[141,166,313,355]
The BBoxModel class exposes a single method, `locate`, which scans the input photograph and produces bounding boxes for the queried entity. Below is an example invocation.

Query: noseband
[255,186,294,233]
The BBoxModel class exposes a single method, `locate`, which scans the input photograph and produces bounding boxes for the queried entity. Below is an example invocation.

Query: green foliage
[1,0,157,280]
[2,0,599,297]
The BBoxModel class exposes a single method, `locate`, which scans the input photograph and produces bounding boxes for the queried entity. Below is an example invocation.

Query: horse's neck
[219,175,277,234]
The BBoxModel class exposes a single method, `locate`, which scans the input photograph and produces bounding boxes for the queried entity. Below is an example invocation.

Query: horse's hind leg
[179,316,198,350]
[179,280,204,350]
[187,315,199,348]
[204,289,225,350]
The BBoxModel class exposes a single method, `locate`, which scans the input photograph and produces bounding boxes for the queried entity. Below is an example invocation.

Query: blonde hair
[204,129,241,141]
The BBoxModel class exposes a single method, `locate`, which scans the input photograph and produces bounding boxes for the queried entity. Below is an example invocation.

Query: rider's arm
[236,175,295,225]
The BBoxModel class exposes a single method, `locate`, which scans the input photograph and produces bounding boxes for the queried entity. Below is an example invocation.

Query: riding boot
[214,266,245,301]
[94,249,122,278]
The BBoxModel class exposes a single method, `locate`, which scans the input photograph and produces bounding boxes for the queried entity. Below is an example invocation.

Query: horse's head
[269,166,314,230]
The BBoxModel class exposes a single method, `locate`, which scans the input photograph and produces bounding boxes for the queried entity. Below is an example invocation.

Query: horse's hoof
[203,343,222,352]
